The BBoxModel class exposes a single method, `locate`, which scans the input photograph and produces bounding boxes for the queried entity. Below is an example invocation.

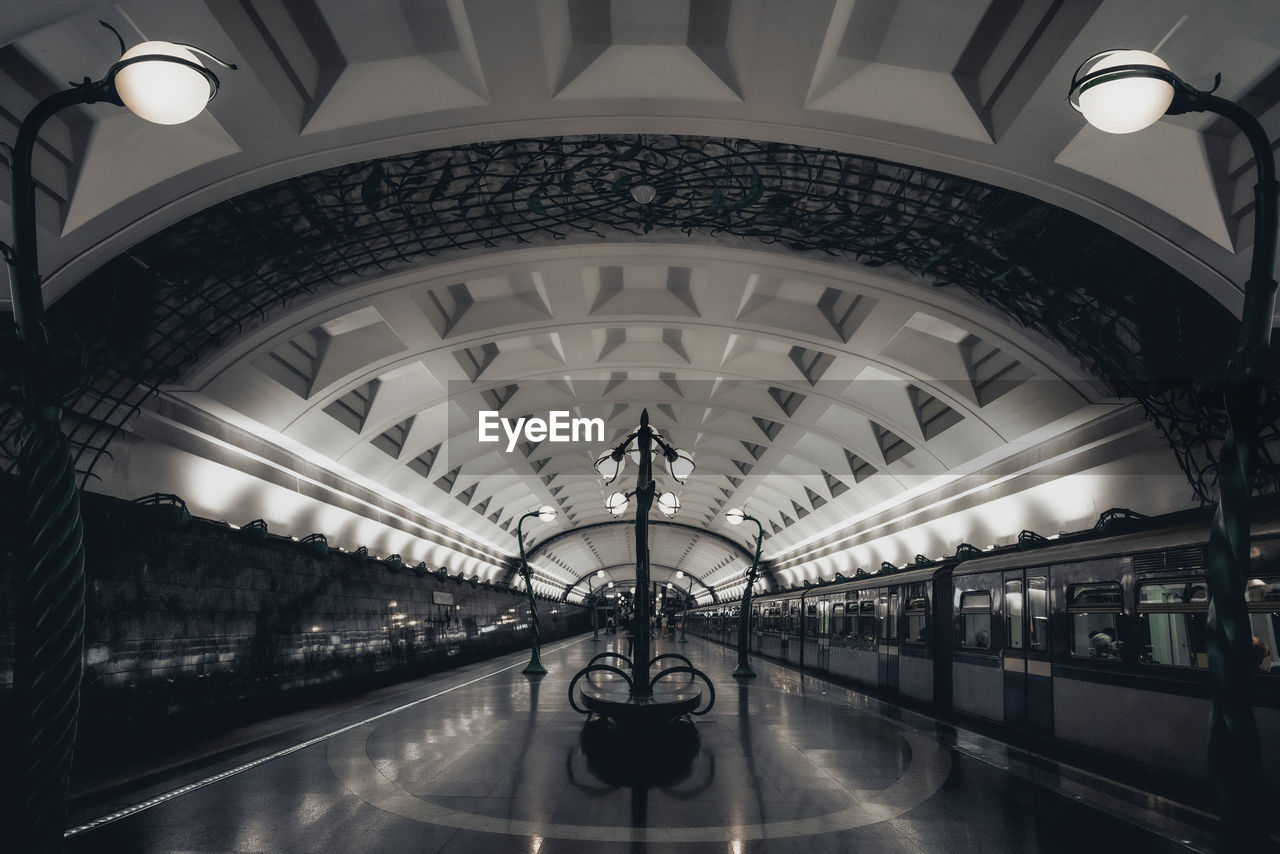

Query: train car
[688,507,1280,791]
[717,564,949,701]
[946,514,1280,783]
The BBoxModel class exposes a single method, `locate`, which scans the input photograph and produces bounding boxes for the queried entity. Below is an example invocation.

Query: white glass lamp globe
[595,451,624,482]
[596,569,605,578]
[1074,50,1174,134]
[726,507,745,526]
[536,505,557,522]
[114,41,212,125]
[656,491,680,517]
[606,491,629,516]
[667,450,695,483]
[676,570,684,579]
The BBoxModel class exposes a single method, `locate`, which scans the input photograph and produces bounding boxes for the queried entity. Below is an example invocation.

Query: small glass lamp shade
[628,447,642,465]
[606,491,629,516]
[676,570,684,579]
[726,507,746,526]
[608,581,615,588]
[666,449,695,483]
[595,451,624,483]
[596,569,606,578]
[1070,50,1174,134]
[536,505,557,522]
[114,42,212,125]
[656,491,680,517]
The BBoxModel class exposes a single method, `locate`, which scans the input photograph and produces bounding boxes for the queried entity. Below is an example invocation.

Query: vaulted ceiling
[2,1,1277,603]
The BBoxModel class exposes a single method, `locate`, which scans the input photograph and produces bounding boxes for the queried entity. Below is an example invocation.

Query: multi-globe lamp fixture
[582,410,696,704]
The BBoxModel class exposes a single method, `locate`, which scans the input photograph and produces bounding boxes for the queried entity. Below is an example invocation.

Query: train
[686,506,1280,790]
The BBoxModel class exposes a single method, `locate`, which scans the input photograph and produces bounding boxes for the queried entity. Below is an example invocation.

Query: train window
[905,583,927,645]
[832,601,849,640]
[1140,612,1207,668]
[1140,581,1208,604]
[1137,579,1210,668]
[1005,579,1024,650]
[958,590,992,650]
[1068,582,1123,661]
[877,590,899,640]
[805,601,819,636]
[1247,577,1280,675]
[1246,578,1280,602]
[1028,576,1048,652]
[857,595,877,648]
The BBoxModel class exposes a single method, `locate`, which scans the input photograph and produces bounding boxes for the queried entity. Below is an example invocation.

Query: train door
[933,568,954,710]
[1002,571,1052,732]
[877,587,900,691]
[816,595,831,671]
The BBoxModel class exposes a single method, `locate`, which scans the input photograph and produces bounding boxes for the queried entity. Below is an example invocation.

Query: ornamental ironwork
[1,134,1274,501]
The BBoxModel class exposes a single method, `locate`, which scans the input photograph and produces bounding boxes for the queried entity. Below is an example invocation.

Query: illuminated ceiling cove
[2,1,1277,602]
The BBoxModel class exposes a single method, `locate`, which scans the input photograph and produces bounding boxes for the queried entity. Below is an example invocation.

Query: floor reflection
[572,715,712,826]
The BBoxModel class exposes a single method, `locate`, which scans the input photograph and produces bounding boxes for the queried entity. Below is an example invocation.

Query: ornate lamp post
[675,570,692,643]
[1069,50,1276,851]
[589,569,605,641]
[5,28,232,853]
[592,408,693,697]
[726,508,765,678]
[515,505,557,675]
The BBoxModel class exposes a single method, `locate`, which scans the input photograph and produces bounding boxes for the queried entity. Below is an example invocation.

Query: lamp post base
[522,649,547,676]
[732,663,756,678]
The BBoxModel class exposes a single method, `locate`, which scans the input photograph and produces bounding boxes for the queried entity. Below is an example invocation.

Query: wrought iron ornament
[1,134,1274,504]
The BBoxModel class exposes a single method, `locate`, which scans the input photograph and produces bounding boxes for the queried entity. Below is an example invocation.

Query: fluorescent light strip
[65,636,587,838]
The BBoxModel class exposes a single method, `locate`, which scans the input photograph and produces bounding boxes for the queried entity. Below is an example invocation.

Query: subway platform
[66,634,1223,853]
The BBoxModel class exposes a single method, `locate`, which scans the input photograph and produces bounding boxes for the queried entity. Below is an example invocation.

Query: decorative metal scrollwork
[1,135,1271,503]
[567,661,634,715]
[648,663,716,716]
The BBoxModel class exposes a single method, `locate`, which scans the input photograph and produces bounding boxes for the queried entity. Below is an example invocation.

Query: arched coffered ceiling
[2,1,1278,601]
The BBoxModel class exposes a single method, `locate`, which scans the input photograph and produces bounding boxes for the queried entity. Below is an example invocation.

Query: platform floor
[66,634,1220,853]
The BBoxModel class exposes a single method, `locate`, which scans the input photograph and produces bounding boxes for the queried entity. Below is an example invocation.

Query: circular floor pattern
[326,715,952,843]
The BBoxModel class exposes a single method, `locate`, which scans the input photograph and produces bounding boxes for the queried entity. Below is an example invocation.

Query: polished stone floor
[66,634,1219,853]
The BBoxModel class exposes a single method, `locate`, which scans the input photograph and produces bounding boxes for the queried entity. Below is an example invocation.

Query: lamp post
[726,508,765,678]
[590,569,605,641]
[515,505,557,675]
[4,30,231,853]
[676,570,691,643]
[594,408,693,697]
[1069,50,1276,851]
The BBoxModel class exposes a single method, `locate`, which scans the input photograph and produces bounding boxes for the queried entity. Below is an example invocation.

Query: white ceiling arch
[4,0,1272,596]
[126,239,1166,592]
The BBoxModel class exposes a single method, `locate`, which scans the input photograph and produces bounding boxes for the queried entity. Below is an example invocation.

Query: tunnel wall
[0,489,586,760]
